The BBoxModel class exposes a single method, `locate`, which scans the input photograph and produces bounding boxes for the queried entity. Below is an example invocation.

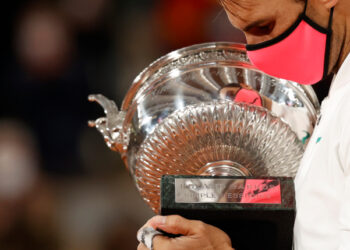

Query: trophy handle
[88,94,129,153]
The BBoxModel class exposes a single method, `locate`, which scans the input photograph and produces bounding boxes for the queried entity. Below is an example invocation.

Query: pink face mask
[246,1,334,85]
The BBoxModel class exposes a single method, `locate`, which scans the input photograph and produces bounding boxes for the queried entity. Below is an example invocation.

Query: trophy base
[161,175,295,250]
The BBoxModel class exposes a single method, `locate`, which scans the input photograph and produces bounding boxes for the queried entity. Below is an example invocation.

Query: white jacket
[293,53,350,249]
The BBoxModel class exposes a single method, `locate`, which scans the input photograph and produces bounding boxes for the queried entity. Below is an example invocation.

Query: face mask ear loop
[328,7,334,31]
[303,0,308,15]
[323,7,334,79]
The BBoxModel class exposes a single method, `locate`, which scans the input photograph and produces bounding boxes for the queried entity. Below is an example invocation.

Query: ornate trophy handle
[88,94,129,153]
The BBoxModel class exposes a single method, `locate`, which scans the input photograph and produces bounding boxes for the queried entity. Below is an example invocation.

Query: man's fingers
[137,233,173,250]
[137,227,163,249]
[149,214,204,236]
[138,215,234,250]
[152,234,174,250]
[137,216,159,235]
[137,243,148,250]
[143,216,157,228]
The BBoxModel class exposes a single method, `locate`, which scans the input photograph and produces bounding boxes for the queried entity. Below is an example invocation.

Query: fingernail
[152,215,166,225]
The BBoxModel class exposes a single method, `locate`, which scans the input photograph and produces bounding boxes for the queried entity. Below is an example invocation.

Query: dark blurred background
[0,0,245,249]
[0,0,329,249]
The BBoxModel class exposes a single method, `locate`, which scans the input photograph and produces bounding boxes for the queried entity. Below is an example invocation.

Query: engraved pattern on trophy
[135,101,303,212]
[146,46,249,84]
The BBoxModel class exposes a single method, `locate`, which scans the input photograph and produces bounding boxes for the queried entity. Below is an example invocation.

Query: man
[137,0,350,249]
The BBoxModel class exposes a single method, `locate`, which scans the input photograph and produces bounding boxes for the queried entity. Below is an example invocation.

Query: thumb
[149,215,200,236]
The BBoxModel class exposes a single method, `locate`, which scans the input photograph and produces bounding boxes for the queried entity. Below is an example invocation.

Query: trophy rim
[121,42,320,115]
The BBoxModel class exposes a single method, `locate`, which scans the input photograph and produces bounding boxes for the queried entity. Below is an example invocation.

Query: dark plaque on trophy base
[161,175,295,250]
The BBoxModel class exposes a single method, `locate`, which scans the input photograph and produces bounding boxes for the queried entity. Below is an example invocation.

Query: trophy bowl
[89,42,319,213]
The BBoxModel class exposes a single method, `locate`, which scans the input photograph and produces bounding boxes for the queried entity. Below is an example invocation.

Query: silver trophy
[88,42,319,215]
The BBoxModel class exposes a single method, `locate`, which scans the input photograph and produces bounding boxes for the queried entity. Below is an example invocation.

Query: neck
[331,1,350,73]
[336,21,350,72]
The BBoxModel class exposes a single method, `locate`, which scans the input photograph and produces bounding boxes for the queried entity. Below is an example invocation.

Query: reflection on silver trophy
[88,42,319,213]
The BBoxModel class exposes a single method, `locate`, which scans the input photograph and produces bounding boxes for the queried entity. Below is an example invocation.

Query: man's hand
[137,215,234,250]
